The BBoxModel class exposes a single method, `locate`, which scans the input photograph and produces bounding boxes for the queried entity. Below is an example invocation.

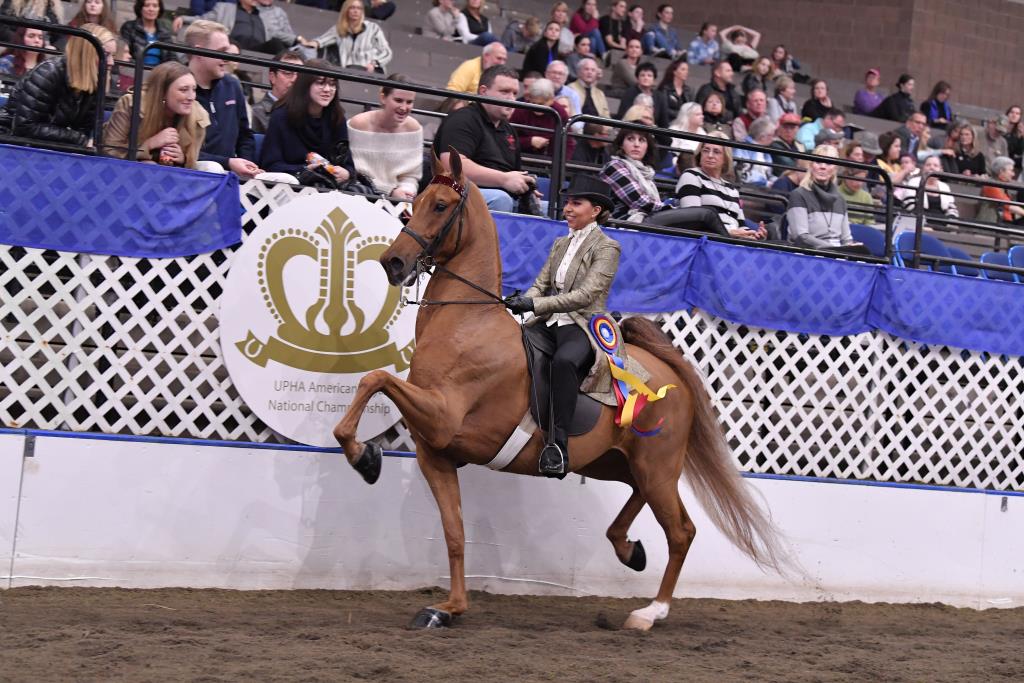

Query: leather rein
[401,174,506,307]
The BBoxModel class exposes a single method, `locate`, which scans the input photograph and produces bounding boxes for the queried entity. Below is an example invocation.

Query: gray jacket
[787,182,853,249]
[199,3,296,45]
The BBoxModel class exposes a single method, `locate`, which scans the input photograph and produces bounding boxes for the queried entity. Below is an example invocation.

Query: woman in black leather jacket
[119,0,174,66]
[4,23,116,146]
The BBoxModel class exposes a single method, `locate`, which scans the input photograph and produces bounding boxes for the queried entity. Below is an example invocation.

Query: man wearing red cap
[854,68,883,115]
[769,112,804,171]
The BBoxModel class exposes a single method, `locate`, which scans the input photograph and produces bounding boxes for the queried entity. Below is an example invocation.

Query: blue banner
[0,144,241,258]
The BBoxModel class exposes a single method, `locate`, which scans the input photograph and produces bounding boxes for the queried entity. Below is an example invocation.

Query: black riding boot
[538,325,592,478]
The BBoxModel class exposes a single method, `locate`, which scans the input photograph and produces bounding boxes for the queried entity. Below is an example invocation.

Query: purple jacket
[853,89,884,115]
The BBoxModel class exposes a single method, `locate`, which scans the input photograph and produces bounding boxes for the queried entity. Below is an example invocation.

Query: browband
[429,174,466,195]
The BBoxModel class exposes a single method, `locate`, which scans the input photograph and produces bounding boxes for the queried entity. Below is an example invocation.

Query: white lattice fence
[1,180,1021,491]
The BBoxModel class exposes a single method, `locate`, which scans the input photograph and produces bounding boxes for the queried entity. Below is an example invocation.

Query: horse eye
[434,202,447,213]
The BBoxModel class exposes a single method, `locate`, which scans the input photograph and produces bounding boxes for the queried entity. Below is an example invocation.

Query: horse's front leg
[332,369,462,483]
[408,447,468,629]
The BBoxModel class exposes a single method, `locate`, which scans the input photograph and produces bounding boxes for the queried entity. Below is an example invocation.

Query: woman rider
[504,176,621,477]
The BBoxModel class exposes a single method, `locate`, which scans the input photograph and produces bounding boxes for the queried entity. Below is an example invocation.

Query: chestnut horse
[333,152,787,631]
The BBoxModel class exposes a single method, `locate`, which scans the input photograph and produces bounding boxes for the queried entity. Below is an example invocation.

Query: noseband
[400,174,468,263]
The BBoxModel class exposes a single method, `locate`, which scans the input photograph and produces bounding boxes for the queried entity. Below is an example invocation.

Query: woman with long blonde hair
[307,0,392,72]
[103,61,210,167]
[787,144,864,250]
[5,23,115,146]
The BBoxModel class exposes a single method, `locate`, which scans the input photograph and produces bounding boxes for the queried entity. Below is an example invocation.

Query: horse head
[381,147,471,286]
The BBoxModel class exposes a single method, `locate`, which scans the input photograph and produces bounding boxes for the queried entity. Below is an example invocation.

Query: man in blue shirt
[642,4,681,59]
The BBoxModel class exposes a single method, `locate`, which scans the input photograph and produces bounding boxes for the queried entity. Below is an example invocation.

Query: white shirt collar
[569,221,598,242]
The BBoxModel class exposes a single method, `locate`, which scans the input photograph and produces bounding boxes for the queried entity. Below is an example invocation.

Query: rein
[402,174,505,307]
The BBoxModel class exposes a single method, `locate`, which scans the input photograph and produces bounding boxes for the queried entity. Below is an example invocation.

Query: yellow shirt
[446,57,482,94]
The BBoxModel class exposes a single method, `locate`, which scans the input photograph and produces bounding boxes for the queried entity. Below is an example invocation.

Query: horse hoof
[352,442,382,485]
[622,613,654,631]
[623,539,646,572]
[409,607,452,629]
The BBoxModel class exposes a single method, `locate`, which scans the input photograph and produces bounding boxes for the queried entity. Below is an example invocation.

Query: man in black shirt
[433,65,533,212]
[695,59,741,122]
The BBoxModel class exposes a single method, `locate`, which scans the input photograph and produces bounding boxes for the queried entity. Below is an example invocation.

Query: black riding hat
[563,175,615,212]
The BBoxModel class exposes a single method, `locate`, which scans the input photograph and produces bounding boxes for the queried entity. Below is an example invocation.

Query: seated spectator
[978,157,1024,224]
[432,65,532,213]
[920,81,953,128]
[787,145,862,250]
[598,127,668,222]
[448,41,507,94]
[457,0,499,46]
[608,37,641,97]
[1006,105,1023,173]
[599,0,628,52]
[642,4,681,59]
[568,56,609,118]
[978,116,1010,174]
[347,75,422,199]
[522,22,561,77]
[701,91,732,138]
[769,112,804,170]
[769,44,801,78]
[364,0,396,22]
[623,4,645,45]
[874,73,915,122]
[120,0,174,66]
[901,156,959,219]
[742,56,772,96]
[814,127,844,150]
[259,60,356,185]
[853,68,883,115]
[837,170,878,224]
[511,77,572,158]
[875,131,914,185]
[890,111,931,160]
[425,0,461,40]
[310,0,391,72]
[69,0,116,32]
[696,59,740,122]
[571,121,612,165]
[852,130,882,163]
[734,116,776,187]
[196,0,307,55]
[569,0,606,57]
[657,57,692,122]
[186,20,260,177]
[565,34,594,78]
[720,24,760,71]
[766,75,797,123]
[801,78,833,121]
[3,23,115,146]
[669,101,704,171]
[797,107,844,151]
[676,134,767,239]
[614,61,668,127]
[621,101,653,125]
[687,22,718,65]
[252,50,304,134]
[549,2,575,55]
[0,0,62,44]
[103,60,208,167]
[0,26,45,77]
[501,16,541,53]
[545,60,582,118]
[733,88,767,141]
[952,123,986,176]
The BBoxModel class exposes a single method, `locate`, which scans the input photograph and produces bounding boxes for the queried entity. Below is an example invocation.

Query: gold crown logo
[236,207,413,373]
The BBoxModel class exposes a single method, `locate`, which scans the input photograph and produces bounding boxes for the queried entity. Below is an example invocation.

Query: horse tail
[620,316,790,575]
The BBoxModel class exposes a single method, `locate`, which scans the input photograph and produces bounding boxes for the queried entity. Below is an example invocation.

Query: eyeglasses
[312,79,338,90]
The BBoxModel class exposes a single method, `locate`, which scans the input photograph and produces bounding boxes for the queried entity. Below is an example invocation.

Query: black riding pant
[535,322,594,443]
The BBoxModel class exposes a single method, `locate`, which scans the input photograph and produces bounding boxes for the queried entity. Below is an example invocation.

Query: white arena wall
[1,431,1020,610]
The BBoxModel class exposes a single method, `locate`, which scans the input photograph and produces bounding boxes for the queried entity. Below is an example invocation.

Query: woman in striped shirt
[675,134,766,239]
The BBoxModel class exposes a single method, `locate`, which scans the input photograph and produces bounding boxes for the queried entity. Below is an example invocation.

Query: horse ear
[431,149,446,177]
[446,145,465,183]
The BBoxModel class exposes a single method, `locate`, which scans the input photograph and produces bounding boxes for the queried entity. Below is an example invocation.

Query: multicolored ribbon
[589,315,676,436]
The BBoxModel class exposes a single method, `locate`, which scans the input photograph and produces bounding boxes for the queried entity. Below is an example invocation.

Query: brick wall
[642,0,1022,110]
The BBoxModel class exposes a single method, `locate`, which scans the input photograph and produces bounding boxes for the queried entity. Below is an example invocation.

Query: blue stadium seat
[850,223,886,257]
[253,133,265,163]
[1008,245,1024,274]
[893,231,955,273]
[947,246,981,277]
[979,252,1019,282]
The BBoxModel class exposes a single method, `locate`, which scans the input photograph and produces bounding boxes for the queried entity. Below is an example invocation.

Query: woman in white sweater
[310,0,392,72]
[347,76,423,200]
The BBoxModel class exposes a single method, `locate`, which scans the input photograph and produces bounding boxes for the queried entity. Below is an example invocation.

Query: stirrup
[538,441,568,479]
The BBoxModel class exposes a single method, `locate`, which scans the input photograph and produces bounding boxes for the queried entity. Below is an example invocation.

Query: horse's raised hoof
[352,441,382,485]
[409,607,452,629]
[623,539,646,572]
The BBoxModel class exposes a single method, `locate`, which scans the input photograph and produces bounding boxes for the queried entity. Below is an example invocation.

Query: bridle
[400,174,505,307]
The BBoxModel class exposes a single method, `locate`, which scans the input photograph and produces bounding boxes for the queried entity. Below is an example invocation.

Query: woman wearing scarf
[786,144,864,251]
[920,81,953,129]
[598,127,666,222]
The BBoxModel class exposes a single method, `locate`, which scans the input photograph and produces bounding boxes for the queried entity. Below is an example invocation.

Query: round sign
[220,193,421,446]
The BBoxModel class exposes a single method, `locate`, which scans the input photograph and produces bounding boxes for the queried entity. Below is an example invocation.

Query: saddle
[521,325,603,437]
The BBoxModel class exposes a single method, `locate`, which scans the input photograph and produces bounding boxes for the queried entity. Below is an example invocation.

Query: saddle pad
[522,325,603,437]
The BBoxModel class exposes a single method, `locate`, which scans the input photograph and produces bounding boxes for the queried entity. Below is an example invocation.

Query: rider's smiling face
[562,197,601,230]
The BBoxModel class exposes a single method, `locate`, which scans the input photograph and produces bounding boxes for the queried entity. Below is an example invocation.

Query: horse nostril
[386,257,405,278]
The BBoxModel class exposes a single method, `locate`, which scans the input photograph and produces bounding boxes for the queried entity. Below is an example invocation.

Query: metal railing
[0,16,109,149]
